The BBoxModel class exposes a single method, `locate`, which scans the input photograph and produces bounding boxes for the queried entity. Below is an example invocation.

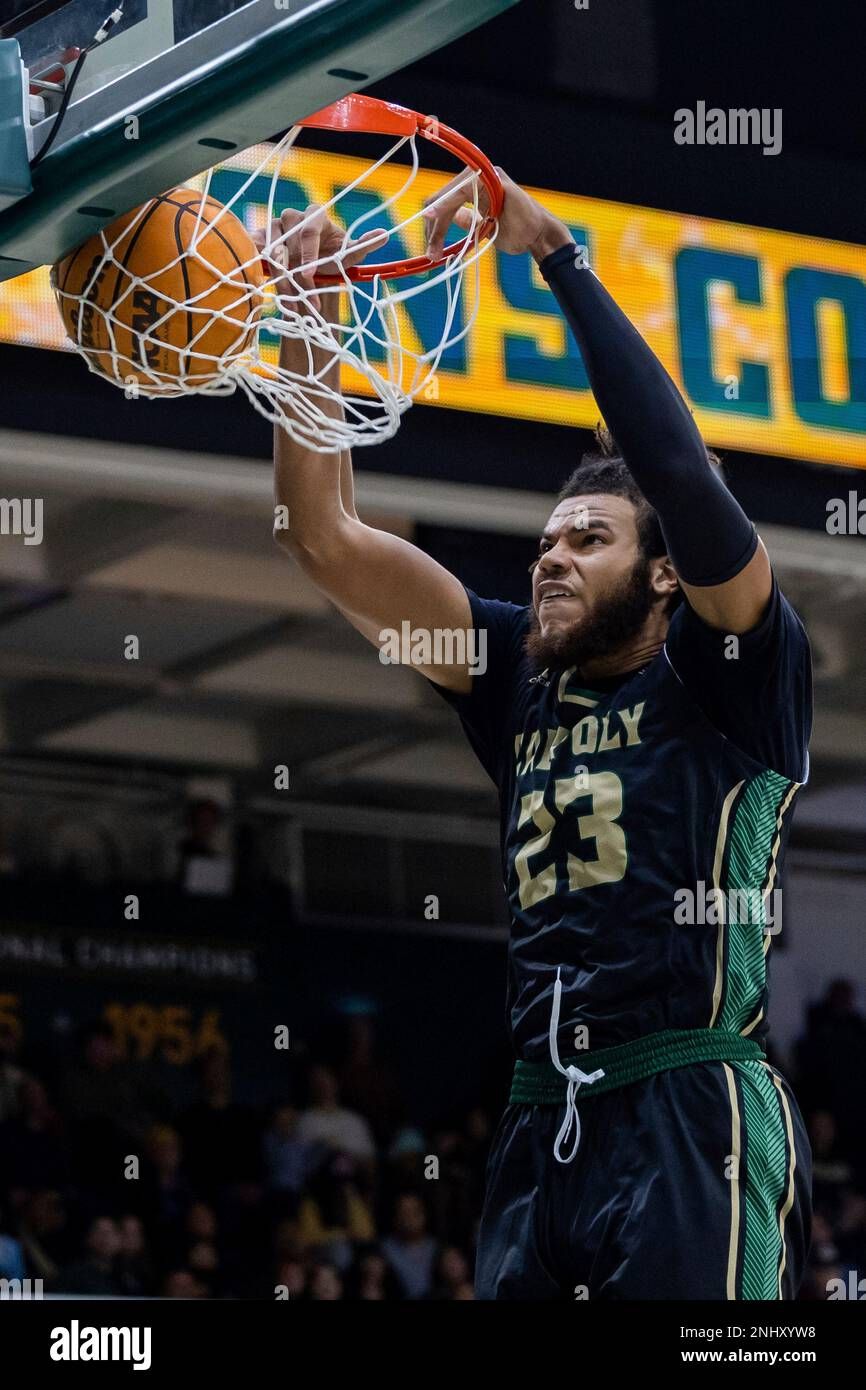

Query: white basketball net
[55,122,498,452]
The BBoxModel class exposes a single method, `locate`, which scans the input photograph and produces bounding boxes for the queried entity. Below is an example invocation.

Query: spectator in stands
[272,1214,304,1265]
[162,1269,208,1299]
[187,1237,221,1297]
[61,1022,157,1189]
[115,1213,155,1298]
[296,1064,376,1172]
[0,1074,68,1197]
[463,1106,494,1208]
[262,1103,315,1207]
[182,1047,263,1204]
[799,1213,844,1301]
[429,1245,473,1300]
[185,1200,219,1245]
[177,798,234,897]
[338,1014,404,1146]
[452,1279,475,1299]
[57,1215,123,1296]
[425,1124,476,1248]
[809,1109,855,1222]
[0,1029,25,1125]
[134,1124,194,1256]
[275,1257,307,1299]
[834,1190,866,1271]
[14,1188,70,1285]
[385,1126,427,1184]
[296,1151,375,1270]
[266,1219,308,1301]
[796,979,866,1173]
[381,1192,438,1300]
[0,1199,26,1283]
[345,1245,403,1301]
[308,1261,343,1301]
[173,1199,237,1293]
[183,1051,269,1296]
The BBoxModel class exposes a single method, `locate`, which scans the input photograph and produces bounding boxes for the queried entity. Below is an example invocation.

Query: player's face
[526,493,660,671]
[531,493,643,634]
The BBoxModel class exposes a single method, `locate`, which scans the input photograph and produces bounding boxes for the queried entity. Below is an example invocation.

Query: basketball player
[262,173,813,1300]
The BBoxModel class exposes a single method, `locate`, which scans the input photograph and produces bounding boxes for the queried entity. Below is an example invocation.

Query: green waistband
[510,1028,764,1106]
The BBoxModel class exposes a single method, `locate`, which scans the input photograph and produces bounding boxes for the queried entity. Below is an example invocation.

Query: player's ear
[650,554,679,601]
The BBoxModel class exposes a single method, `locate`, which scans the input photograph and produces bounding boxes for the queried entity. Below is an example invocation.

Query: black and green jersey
[434,579,812,1062]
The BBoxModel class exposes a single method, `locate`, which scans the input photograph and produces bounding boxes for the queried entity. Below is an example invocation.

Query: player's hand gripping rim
[422,165,571,261]
[251,205,388,313]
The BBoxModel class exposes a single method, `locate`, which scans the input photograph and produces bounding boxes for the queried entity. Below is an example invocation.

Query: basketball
[51,188,264,391]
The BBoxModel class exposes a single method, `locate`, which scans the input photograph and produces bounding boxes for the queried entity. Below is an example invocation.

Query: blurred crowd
[790,978,866,1300]
[1,979,865,1300]
[0,1014,487,1300]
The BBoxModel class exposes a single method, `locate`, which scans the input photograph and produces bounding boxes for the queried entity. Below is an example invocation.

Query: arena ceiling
[0,426,864,857]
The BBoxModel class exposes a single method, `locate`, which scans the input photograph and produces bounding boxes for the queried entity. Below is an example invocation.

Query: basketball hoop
[296,93,503,281]
[51,94,504,452]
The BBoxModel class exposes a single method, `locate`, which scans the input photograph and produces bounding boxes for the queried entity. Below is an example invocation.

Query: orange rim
[292,93,503,283]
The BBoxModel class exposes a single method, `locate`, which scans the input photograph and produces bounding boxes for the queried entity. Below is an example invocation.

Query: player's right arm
[258,207,473,695]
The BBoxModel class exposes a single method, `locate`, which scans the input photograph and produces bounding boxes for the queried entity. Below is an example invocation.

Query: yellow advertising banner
[1,146,864,469]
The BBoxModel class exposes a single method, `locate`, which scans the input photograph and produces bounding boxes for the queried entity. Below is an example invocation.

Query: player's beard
[525,553,656,673]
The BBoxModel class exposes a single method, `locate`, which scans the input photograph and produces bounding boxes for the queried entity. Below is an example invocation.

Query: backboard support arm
[0,0,519,283]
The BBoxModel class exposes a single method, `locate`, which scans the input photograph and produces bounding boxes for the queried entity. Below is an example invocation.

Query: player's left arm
[426,172,769,633]
[677,545,771,633]
[535,231,770,634]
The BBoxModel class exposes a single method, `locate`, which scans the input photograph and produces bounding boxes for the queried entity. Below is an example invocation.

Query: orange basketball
[51,188,265,391]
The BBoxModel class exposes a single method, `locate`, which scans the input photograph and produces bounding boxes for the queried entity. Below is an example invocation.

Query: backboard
[0,0,519,282]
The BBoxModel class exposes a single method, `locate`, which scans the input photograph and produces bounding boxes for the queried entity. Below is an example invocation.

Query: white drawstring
[548,967,606,1164]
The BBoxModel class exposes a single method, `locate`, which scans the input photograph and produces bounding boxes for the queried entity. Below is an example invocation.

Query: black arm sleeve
[539,242,758,587]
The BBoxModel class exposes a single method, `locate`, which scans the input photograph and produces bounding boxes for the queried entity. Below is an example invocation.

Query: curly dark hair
[558,424,723,561]
[555,426,723,612]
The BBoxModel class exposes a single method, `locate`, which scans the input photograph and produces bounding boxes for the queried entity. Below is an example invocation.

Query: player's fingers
[452,207,481,232]
[424,201,470,258]
[251,226,276,285]
[422,207,449,260]
[313,226,389,279]
[256,217,289,247]
[297,205,326,267]
[275,208,305,264]
[423,168,488,256]
[339,227,389,271]
[262,210,306,296]
[297,206,327,308]
[272,205,322,278]
[422,165,483,212]
[258,218,297,296]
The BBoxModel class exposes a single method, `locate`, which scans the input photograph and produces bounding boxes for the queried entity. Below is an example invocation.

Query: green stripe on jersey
[719,770,795,1034]
[733,1060,789,1299]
